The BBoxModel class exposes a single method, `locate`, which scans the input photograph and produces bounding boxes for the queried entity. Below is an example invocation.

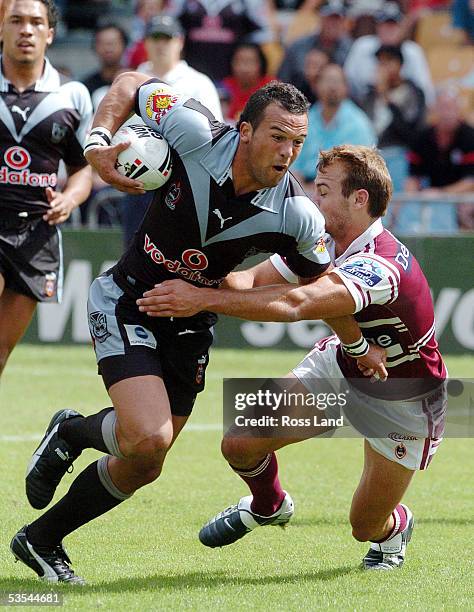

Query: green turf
[0,347,473,610]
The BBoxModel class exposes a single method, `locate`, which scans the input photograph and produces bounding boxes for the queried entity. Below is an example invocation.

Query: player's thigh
[350,439,415,525]
[0,272,5,296]
[0,287,37,349]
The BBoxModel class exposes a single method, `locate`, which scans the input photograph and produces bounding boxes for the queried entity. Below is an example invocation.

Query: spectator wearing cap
[277,0,352,92]
[360,44,426,193]
[291,63,376,192]
[344,1,434,105]
[166,0,273,83]
[136,16,223,120]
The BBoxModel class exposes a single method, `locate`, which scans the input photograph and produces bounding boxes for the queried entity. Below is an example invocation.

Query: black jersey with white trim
[113,80,330,298]
[0,57,92,216]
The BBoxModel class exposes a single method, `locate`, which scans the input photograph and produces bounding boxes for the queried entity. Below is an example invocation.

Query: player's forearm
[92,71,150,134]
[62,166,92,207]
[324,315,363,344]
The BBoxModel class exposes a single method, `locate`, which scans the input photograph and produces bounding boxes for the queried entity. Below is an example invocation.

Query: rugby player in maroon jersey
[139,145,447,571]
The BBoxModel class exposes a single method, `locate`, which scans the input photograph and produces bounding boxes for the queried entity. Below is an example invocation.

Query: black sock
[27,459,129,547]
[58,407,113,454]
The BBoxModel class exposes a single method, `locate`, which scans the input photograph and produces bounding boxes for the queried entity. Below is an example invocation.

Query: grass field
[0,346,473,611]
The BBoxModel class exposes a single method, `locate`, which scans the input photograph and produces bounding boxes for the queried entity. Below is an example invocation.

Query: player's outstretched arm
[84,71,151,194]
[138,273,353,320]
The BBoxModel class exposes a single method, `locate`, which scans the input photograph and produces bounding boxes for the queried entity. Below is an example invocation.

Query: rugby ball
[112,120,172,190]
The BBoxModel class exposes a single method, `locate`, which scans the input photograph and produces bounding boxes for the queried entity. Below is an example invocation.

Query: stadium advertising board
[21,231,474,354]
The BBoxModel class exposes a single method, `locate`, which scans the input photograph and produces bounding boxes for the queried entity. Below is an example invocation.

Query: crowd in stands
[53,0,473,235]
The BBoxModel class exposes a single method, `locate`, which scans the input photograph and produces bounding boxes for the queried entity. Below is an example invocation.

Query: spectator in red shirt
[220,43,275,123]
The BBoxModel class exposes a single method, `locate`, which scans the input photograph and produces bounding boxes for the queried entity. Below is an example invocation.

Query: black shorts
[0,216,62,302]
[87,272,216,417]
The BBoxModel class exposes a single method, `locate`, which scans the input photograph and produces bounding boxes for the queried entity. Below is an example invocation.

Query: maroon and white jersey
[272,219,446,395]
[0,57,92,216]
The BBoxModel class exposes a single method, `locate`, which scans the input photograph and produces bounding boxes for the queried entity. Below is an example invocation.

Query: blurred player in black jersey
[11,71,386,583]
[0,0,92,380]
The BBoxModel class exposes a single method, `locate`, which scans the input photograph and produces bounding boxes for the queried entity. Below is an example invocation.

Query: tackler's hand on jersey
[137,280,211,317]
[85,141,146,195]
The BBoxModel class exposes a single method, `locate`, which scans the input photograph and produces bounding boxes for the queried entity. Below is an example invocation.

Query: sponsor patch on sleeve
[124,324,157,349]
[339,258,384,287]
[145,87,178,124]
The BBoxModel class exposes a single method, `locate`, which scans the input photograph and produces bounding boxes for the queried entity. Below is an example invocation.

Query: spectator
[166,0,273,82]
[125,0,165,68]
[278,0,352,92]
[220,43,274,123]
[300,47,330,104]
[452,0,474,43]
[136,16,222,120]
[397,88,474,232]
[291,63,376,191]
[344,2,434,105]
[360,44,425,193]
[83,24,128,108]
[130,0,165,42]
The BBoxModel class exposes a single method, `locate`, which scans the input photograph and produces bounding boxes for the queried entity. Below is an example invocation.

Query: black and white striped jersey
[0,57,92,216]
[114,80,330,296]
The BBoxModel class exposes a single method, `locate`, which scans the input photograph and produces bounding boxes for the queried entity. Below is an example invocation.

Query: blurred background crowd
[44,0,473,237]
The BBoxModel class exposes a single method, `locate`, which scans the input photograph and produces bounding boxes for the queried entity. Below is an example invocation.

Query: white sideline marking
[0,423,221,442]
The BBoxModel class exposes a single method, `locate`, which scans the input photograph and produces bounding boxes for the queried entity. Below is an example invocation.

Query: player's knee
[221,437,261,468]
[125,428,173,463]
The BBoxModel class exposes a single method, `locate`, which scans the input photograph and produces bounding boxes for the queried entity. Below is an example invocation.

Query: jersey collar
[199,128,288,213]
[333,218,384,265]
[0,56,60,93]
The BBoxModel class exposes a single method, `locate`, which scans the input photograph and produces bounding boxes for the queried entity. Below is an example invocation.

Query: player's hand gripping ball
[112,120,172,190]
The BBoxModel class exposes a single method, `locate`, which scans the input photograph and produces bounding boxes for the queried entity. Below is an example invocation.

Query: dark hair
[93,22,129,48]
[232,42,268,78]
[317,145,393,217]
[30,0,60,29]
[237,81,309,130]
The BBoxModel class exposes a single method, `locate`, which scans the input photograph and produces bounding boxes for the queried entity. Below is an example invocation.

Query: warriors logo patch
[51,122,68,144]
[44,272,57,297]
[195,355,207,384]
[165,181,181,210]
[145,88,178,124]
[395,443,407,460]
[89,311,111,343]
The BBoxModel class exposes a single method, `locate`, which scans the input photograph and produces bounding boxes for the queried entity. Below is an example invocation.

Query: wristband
[83,127,113,155]
[342,337,369,358]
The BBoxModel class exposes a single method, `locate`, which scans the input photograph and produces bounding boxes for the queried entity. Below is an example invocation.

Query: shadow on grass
[0,566,357,594]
